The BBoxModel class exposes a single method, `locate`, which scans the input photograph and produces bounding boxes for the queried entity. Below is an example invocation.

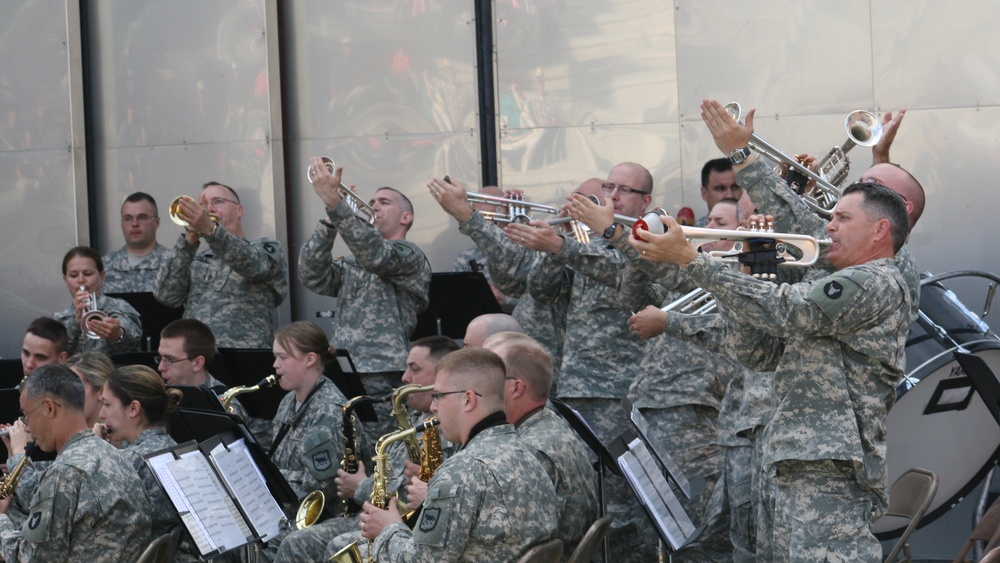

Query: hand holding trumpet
[504,220,564,254]
[428,177,474,223]
[563,193,614,234]
[308,156,347,210]
[629,213,699,266]
[171,196,217,243]
[700,99,755,160]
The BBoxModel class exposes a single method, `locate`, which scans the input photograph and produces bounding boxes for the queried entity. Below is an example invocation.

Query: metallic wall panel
[0,1,77,359]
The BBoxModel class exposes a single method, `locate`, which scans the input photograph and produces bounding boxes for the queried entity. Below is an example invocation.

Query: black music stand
[324,350,376,423]
[0,360,23,389]
[412,272,501,340]
[106,292,184,352]
[550,397,621,563]
[214,348,285,420]
[170,384,229,414]
[111,351,160,371]
[956,351,1000,427]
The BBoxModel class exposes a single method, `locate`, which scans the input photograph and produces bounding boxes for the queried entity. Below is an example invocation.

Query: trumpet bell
[307,157,376,225]
[80,289,107,340]
[295,490,325,529]
[168,196,219,227]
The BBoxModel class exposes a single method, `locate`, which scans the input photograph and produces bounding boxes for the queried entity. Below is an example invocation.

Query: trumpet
[168,196,220,228]
[466,192,558,224]
[307,157,376,225]
[80,287,107,340]
[546,217,593,243]
[661,287,717,315]
[629,210,830,269]
[723,102,882,217]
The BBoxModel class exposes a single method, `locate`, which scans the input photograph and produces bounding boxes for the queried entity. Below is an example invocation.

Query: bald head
[574,178,605,200]
[860,163,924,230]
[463,314,524,347]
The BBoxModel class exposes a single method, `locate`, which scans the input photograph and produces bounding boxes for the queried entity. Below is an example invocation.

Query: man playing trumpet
[299,158,431,439]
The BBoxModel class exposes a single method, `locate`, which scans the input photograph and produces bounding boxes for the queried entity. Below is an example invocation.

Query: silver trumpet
[723,102,882,217]
[661,287,717,315]
[466,192,558,224]
[80,287,107,340]
[546,216,593,243]
[307,157,376,225]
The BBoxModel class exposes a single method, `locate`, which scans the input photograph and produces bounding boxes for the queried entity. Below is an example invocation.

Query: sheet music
[624,399,693,498]
[617,438,696,551]
[211,438,287,541]
[169,453,248,554]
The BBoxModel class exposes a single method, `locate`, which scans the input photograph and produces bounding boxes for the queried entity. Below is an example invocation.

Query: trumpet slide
[307,157,376,225]
[466,192,559,224]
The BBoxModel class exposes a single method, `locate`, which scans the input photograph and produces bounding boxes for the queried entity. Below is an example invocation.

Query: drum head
[874,343,1000,539]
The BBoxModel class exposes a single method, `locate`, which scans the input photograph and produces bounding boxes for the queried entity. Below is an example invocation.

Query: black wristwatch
[728,147,751,165]
[601,223,619,240]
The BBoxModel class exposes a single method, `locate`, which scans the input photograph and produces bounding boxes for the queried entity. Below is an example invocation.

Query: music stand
[411,272,501,339]
[550,397,621,563]
[111,351,160,371]
[956,351,1000,427]
[324,349,376,423]
[105,292,184,352]
[215,348,285,420]
[0,360,23,389]
[171,384,229,414]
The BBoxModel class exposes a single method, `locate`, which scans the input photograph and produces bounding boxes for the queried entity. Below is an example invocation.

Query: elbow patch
[807,269,870,320]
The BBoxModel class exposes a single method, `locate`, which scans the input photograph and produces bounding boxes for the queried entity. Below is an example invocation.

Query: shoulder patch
[261,241,279,255]
[413,482,458,547]
[807,269,868,320]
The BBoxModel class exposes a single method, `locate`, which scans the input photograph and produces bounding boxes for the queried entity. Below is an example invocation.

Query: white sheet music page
[211,438,287,542]
[169,452,248,554]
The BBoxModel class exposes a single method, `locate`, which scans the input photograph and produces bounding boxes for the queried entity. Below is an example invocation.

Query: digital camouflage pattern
[516,406,597,558]
[1,456,50,529]
[154,228,288,349]
[298,202,430,373]
[371,424,557,563]
[0,430,151,562]
[53,294,142,356]
[101,243,169,294]
[123,426,180,540]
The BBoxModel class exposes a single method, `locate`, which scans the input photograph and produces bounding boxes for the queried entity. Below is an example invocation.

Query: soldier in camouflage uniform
[632,182,912,561]
[484,332,598,560]
[359,347,557,562]
[154,181,288,349]
[298,158,431,439]
[18,317,68,381]
[694,158,742,228]
[275,336,460,562]
[0,364,151,562]
[102,192,168,294]
[452,185,518,313]
[54,246,142,356]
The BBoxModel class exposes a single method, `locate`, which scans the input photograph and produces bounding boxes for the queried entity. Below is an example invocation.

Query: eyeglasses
[154,355,191,366]
[206,197,239,208]
[121,214,156,223]
[19,400,51,424]
[430,389,483,402]
[601,182,649,196]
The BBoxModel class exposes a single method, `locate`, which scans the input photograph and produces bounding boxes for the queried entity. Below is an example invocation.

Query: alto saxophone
[339,392,391,517]
[220,375,279,414]
[389,384,434,463]
[0,444,34,500]
[330,419,440,563]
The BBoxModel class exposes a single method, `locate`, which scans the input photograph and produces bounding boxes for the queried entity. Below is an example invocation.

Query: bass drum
[874,271,1000,539]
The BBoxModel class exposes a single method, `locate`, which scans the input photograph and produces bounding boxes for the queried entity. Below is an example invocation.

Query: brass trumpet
[307,157,376,225]
[723,102,882,217]
[80,287,107,340]
[168,196,220,227]
[466,192,558,224]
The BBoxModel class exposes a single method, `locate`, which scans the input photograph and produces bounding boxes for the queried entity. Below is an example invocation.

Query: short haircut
[434,347,506,407]
[65,352,114,392]
[275,321,334,364]
[160,319,216,364]
[411,335,461,363]
[202,181,241,204]
[701,158,733,187]
[842,181,910,253]
[62,246,104,275]
[376,187,415,232]
[104,365,183,425]
[484,332,552,401]
[26,317,68,354]
[24,363,85,411]
[122,192,158,215]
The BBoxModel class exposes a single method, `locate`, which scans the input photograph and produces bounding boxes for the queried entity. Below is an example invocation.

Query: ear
[700,186,709,201]
[400,211,414,227]
[128,400,142,418]
[191,355,206,372]
[57,351,69,364]
[641,193,652,212]
[463,390,478,412]
[873,218,892,243]
[303,351,319,369]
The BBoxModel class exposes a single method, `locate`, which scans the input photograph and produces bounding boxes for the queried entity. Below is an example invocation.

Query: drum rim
[877,343,1000,539]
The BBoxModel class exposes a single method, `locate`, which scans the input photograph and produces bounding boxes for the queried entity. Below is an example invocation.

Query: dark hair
[26,317,68,354]
[375,187,415,232]
[202,181,241,204]
[24,364,85,411]
[842,181,910,253]
[61,246,104,275]
[122,192,158,215]
[275,321,334,364]
[411,336,461,362]
[701,158,733,187]
[160,319,216,364]
[105,365,183,425]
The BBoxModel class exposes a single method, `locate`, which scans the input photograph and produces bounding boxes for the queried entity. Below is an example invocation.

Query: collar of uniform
[465,410,508,444]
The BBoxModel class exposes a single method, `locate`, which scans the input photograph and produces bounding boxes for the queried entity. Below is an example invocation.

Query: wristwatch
[728,147,751,165]
[601,223,619,240]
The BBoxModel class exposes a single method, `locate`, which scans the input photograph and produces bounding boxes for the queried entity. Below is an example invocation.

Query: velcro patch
[807,269,869,320]
[414,483,458,547]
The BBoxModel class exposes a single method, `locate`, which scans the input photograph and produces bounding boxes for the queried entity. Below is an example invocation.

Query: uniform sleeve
[458,212,536,297]
[298,218,347,297]
[7,466,82,562]
[206,230,288,305]
[737,159,827,239]
[663,312,729,355]
[153,234,197,307]
[526,253,574,306]
[326,201,429,282]
[546,237,627,287]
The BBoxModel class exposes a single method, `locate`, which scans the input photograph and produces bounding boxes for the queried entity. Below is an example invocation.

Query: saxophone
[389,384,434,463]
[339,392,392,517]
[0,444,33,500]
[330,419,441,563]
[220,374,279,413]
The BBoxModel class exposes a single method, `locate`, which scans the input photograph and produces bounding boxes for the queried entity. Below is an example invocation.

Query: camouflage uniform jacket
[458,212,567,368]
[515,407,597,557]
[372,422,557,562]
[154,229,288,349]
[123,426,179,539]
[298,202,431,373]
[528,234,643,399]
[688,253,910,494]
[101,243,169,294]
[737,158,920,323]
[271,377,348,502]
[0,430,152,562]
[53,294,142,356]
